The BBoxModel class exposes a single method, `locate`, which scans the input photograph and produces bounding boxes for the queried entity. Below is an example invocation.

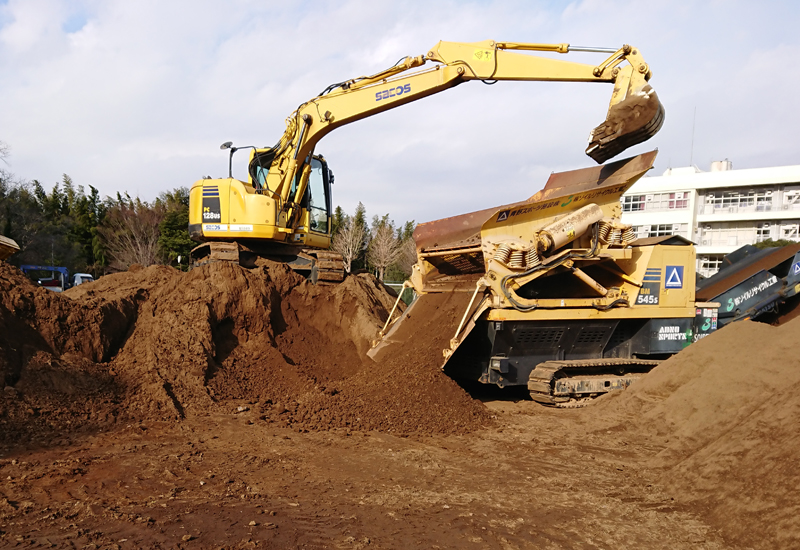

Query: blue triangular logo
[665,266,684,289]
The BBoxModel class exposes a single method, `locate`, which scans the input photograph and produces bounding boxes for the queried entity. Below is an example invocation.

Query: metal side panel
[696,244,800,302]
[714,270,782,323]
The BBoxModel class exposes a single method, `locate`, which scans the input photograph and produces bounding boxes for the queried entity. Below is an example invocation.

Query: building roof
[625,163,800,194]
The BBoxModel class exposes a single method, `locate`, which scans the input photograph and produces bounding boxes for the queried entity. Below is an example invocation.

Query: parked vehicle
[20,265,70,292]
[71,273,95,286]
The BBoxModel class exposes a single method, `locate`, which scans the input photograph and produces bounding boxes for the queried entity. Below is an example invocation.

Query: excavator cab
[291,156,333,242]
[250,152,333,238]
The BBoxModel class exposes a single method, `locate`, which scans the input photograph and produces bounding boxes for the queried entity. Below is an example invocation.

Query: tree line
[0,142,193,275]
[0,171,193,276]
[0,141,417,281]
[331,203,416,282]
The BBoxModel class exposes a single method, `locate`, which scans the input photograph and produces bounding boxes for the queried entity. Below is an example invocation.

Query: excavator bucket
[586,84,665,164]
[0,235,19,261]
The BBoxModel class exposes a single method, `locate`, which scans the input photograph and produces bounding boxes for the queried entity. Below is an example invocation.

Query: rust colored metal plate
[413,151,658,253]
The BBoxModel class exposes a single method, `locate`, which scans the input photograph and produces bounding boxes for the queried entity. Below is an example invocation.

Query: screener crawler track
[528,358,662,407]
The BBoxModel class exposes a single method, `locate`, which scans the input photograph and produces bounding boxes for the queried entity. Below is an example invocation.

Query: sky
[1,0,799,225]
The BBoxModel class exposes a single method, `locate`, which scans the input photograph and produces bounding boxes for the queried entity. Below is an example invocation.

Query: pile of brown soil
[1,260,489,443]
[0,262,170,444]
[279,291,490,434]
[597,318,800,549]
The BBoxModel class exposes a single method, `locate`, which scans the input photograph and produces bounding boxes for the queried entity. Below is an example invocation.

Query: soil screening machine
[371,151,720,406]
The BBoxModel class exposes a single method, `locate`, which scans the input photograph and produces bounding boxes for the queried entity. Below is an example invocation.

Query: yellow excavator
[188,39,664,281]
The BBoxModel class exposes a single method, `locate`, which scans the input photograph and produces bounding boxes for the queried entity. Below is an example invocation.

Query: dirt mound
[1,260,489,442]
[597,318,800,549]
[0,262,169,383]
[278,291,491,434]
[0,263,181,444]
[107,261,488,434]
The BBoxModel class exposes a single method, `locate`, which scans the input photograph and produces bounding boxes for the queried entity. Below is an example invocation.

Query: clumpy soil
[1,260,798,548]
[0,260,487,440]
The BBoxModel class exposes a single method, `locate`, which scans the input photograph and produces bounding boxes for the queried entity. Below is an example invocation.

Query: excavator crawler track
[308,250,345,284]
[528,358,662,408]
[190,242,345,284]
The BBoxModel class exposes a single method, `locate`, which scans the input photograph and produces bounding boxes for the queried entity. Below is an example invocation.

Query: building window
[634,224,687,239]
[782,223,800,240]
[645,192,689,211]
[622,195,645,212]
[623,193,689,212]
[755,223,771,243]
[709,190,752,210]
[705,189,774,213]
[755,192,773,212]
[698,255,724,278]
[698,221,783,246]
[784,189,800,211]
[668,192,689,209]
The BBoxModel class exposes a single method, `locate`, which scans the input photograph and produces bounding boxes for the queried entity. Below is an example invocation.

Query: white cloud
[1,0,799,225]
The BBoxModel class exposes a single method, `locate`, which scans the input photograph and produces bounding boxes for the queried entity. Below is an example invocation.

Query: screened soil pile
[1,260,488,443]
[283,291,491,434]
[597,318,800,549]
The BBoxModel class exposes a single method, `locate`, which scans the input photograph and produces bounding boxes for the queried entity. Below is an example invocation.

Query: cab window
[307,158,330,233]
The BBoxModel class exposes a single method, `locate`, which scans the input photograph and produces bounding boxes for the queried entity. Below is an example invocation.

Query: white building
[621,160,800,277]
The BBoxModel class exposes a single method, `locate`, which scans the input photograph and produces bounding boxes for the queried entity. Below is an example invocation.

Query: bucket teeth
[586,85,665,164]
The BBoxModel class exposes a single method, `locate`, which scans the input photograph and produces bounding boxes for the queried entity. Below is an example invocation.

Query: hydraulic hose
[501,223,601,312]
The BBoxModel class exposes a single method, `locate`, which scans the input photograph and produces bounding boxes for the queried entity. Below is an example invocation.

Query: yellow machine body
[372,152,719,406]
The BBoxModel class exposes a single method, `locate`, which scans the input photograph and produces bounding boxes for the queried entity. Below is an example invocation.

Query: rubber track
[528,358,662,408]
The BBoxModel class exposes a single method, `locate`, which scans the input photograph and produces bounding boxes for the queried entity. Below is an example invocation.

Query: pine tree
[352,202,368,270]
[332,205,346,236]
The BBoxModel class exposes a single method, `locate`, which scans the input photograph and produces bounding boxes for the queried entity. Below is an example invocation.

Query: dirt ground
[1,261,797,549]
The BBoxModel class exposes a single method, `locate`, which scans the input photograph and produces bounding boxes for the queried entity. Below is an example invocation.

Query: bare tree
[331,217,366,273]
[368,223,402,281]
[0,141,9,165]
[99,199,164,270]
[396,237,418,277]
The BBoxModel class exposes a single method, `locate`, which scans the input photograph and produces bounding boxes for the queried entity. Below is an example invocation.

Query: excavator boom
[189,39,665,283]
[258,40,664,207]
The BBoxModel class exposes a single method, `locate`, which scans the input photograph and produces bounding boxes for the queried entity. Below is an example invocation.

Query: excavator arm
[253,40,664,219]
